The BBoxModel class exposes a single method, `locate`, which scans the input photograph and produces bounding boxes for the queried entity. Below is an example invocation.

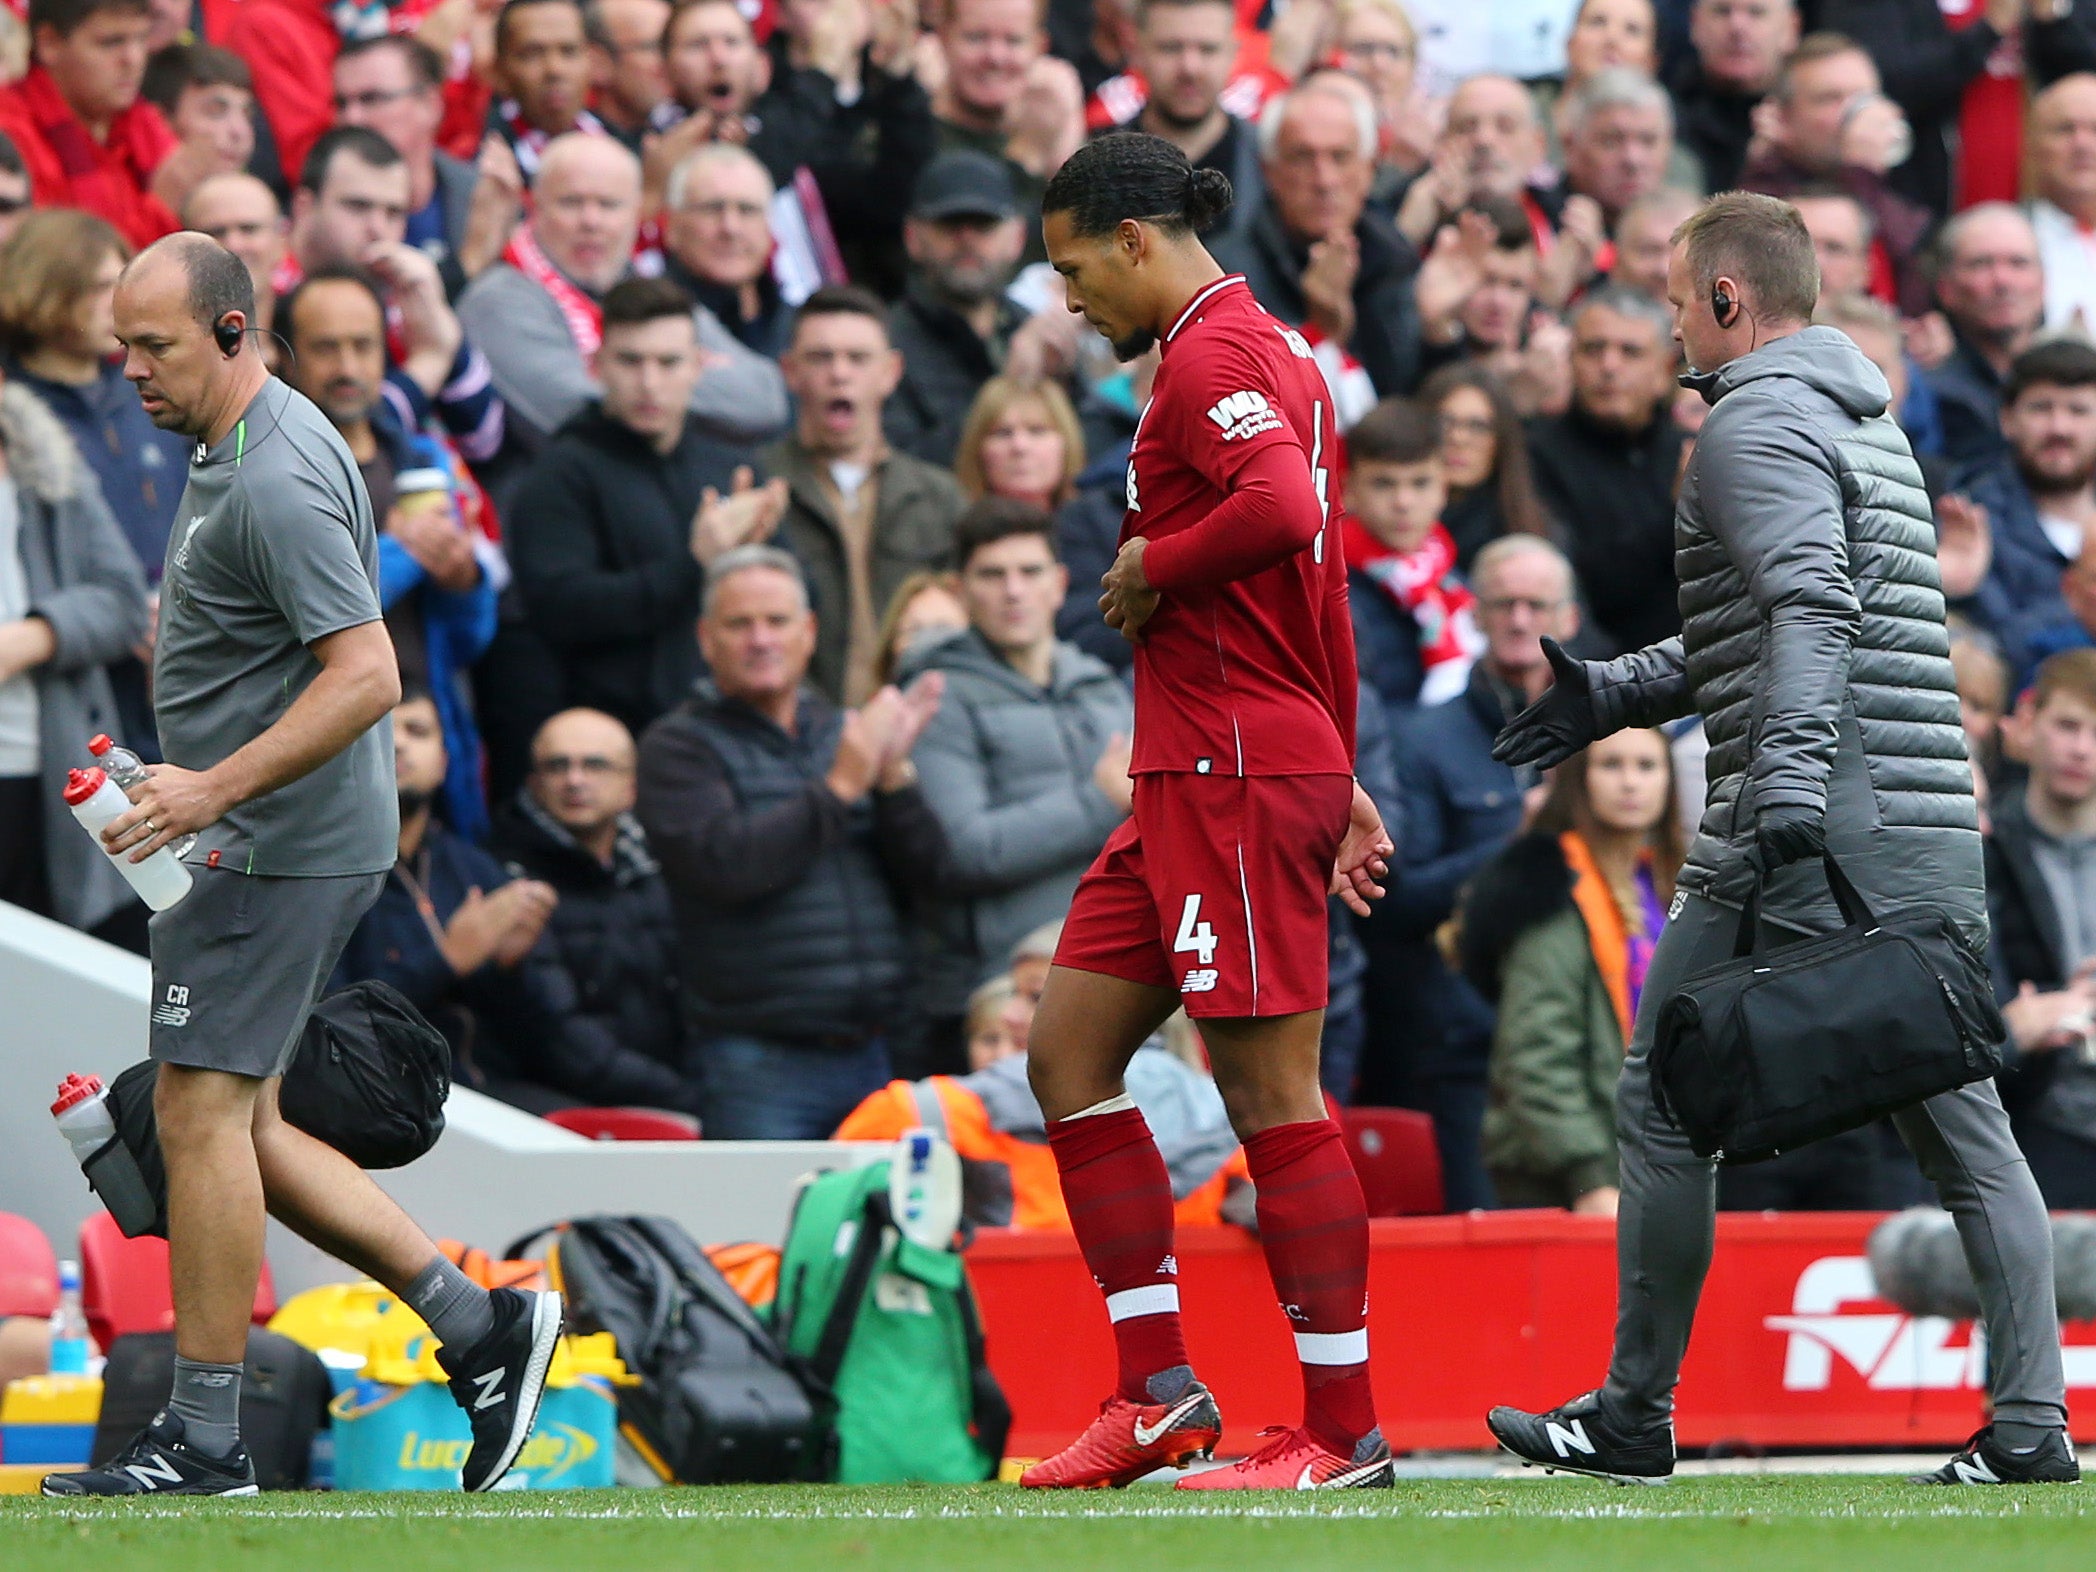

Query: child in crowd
[1342,397,1486,712]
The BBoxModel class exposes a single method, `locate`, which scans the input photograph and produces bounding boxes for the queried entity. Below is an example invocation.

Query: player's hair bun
[1185,167,1234,233]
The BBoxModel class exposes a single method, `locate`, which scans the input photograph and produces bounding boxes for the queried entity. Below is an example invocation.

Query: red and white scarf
[1342,516,1484,705]
[504,223,603,357]
[499,99,608,183]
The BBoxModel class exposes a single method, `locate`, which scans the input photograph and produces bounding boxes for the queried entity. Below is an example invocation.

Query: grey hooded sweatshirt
[1582,325,1984,941]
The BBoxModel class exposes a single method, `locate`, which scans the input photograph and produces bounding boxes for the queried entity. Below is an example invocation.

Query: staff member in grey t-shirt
[44,236,561,1503]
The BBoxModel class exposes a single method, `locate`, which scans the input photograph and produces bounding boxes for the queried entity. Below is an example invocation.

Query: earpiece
[1711,282,1738,329]
[213,314,244,357]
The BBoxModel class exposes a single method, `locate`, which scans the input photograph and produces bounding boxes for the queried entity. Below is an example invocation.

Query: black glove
[1754,805,1826,871]
[1491,639,1597,770]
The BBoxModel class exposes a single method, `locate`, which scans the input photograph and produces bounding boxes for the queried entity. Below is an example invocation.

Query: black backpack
[510,1216,828,1485]
[92,981,451,1239]
[93,1329,332,1491]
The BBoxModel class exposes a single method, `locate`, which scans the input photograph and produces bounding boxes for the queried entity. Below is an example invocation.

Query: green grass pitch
[4,1477,2093,1572]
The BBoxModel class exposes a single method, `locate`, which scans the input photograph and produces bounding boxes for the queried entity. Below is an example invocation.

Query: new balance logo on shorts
[1207,390,1283,441]
[153,985,192,1028]
[1181,969,1219,994]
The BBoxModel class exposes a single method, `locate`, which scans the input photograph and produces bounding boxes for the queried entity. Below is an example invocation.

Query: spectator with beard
[1557,68,1686,234]
[885,151,1075,467]
[1525,285,1684,654]
[458,133,787,451]
[1098,0,1262,251]
[662,143,792,360]
[336,687,708,1118]
[1396,73,1602,313]
[584,0,670,149]
[279,269,497,838]
[1927,203,2048,473]
[931,0,1086,262]
[289,128,507,471]
[1738,34,1933,314]
[1961,340,2096,643]
[509,276,787,740]
[333,35,520,300]
[768,285,965,702]
[490,0,606,185]
[647,0,935,290]
[490,706,691,1089]
[1666,0,1797,193]
[1609,185,1699,302]
[1216,69,1421,403]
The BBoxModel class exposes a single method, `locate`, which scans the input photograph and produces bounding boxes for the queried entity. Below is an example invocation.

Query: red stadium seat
[542,1107,701,1142]
[77,1213,276,1352]
[1341,1107,1445,1217]
[0,1212,59,1319]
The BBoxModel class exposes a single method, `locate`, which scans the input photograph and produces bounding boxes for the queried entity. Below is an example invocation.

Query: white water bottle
[51,1073,116,1166]
[88,733,196,859]
[52,1072,160,1238]
[64,767,193,910]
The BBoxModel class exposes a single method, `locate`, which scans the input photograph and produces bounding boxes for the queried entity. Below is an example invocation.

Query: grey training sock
[167,1355,244,1457]
[404,1255,498,1352]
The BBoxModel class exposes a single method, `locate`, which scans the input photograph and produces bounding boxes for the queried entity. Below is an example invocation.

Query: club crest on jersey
[1207,390,1282,442]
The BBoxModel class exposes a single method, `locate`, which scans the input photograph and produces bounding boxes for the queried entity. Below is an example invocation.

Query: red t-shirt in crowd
[1122,275,1357,780]
[1941,0,2025,208]
[0,66,178,250]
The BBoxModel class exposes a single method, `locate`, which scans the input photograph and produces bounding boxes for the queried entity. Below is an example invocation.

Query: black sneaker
[42,1409,257,1497]
[436,1286,564,1492]
[1913,1426,2081,1485]
[1486,1390,1675,1484]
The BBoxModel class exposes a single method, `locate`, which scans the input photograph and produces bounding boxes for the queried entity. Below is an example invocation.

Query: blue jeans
[693,1034,892,1140]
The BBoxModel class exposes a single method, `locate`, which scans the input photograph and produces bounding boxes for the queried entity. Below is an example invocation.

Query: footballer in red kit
[1019,131,1396,1493]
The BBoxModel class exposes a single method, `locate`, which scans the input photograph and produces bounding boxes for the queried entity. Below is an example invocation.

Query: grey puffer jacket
[1584,326,1983,941]
[902,627,1133,1016]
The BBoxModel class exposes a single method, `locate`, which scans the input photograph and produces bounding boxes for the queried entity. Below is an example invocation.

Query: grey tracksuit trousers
[1600,892,2068,1432]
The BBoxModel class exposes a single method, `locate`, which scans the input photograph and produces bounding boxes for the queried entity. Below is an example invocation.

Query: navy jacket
[9,358,190,580]
[1926,333,2009,476]
[1953,451,2071,641]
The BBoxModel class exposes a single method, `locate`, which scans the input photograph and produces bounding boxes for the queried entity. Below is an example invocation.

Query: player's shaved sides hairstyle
[1042,131,1233,238]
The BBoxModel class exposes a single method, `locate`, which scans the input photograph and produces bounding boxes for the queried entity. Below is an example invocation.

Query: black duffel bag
[1648,854,2005,1164]
[512,1216,828,1485]
[87,981,450,1237]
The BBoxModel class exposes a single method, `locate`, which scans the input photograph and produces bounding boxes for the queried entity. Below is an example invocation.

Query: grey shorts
[148,868,385,1079]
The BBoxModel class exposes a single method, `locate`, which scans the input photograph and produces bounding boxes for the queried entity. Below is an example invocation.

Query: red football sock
[1047,1105,1190,1404]
[1244,1118,1376,1454]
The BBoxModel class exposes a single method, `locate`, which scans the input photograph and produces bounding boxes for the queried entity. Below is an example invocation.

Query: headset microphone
[1711,283,1737,329]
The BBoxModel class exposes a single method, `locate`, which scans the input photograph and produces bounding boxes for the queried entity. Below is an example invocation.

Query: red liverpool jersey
[1122,275,1357,778]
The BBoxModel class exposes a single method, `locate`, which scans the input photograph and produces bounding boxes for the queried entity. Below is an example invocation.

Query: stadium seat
[0,1212,59,1319]
[542,1107,701,1142]
[77,1213,277,1352]
[1341,1107,1445,1217]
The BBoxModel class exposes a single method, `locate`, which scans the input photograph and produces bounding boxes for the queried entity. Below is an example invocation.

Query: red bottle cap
[87,734,113,756]
[62,766,110,806]
[51,1073,104,1116]
[62,767,107,807]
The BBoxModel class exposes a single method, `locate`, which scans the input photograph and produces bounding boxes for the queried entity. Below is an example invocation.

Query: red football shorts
[1054,772,1353,1018]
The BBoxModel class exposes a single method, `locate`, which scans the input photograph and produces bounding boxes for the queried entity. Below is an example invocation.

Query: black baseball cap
[910,150,1019,222]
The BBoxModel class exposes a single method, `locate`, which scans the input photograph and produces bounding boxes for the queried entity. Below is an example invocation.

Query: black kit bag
[87,981,450,1238]
[91,1328,332,1490]
[1648,853,2005,1164]
[510,1216,828,1485]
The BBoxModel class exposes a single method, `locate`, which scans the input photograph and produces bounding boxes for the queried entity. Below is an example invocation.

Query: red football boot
[1174,1425,1395,1491]
[1019,1383,1224,1488]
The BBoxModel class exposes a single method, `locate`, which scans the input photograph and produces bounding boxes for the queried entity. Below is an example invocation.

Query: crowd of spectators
[8,0,2096,1215]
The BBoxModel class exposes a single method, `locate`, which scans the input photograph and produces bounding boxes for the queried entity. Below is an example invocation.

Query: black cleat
[42,1408,258,1497]
[436,1286,564,1492]
[1486,1390,1674,1484]
[1912,1426,2081,1485]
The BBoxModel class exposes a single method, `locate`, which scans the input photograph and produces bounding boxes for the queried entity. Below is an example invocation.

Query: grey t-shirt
[154,378,397,876]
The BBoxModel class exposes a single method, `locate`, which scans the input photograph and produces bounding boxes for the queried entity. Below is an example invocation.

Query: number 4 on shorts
[1174,894,1219,967]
